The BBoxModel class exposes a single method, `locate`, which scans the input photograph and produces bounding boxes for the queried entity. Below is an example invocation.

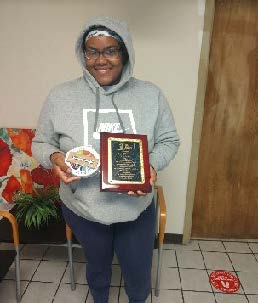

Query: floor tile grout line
[167,266,209,270]
[12,278,254,295]
[19,243,49,259]
[118,274,123,303]
[198,242,218,303]
[28,244,75,299]
[23,280,61,284]
[248,242,258,263]
[182,289,257,295]
[168,265,250,271]
[153,287,207,292]
[58,281,88,286]
[2,277,60,283]
[222,240,253,254]
[4,242,258,301]
[19,244,25,253]
[193,238,258,244]
[85,288,90,303]
[8,276,249,294]
[222,241,250,303]
[223,240,258,244]
[200,251,256,255]
[181,289,217,294]
[20,245,86,263]
[40,245,51,259]
[174,249,185,303]
[51,261,70,303]
[17,244,50,300]
[169,248,258,255]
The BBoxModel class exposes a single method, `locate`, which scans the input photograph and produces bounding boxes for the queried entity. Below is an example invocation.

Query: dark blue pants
[61,202,155,303]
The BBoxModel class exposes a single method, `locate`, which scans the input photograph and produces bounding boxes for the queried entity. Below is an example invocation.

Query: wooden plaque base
[100,132,151,193]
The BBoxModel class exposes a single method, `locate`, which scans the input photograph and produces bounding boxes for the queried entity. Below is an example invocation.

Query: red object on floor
[209,271,240,293]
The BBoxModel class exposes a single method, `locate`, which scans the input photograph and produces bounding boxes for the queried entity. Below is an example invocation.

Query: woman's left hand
[128,165,157,197]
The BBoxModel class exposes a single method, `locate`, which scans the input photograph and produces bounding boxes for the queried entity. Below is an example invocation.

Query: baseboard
[164,233,183,244]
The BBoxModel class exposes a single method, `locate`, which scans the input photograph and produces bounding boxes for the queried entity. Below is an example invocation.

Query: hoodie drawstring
[94,88,126,134]
[93,87,100,133]
[111,94,126,133]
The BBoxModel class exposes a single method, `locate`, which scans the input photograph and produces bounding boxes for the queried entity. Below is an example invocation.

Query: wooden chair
[65,224,76,291]
[0,210,21,303]
[65,185,167,297]
[153,185,166,296]
[0,205,76,302]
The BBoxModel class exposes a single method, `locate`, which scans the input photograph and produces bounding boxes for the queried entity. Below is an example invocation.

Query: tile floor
[1,239,258,302]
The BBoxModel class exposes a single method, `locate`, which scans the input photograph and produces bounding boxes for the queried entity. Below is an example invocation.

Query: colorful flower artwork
[0,128,59,204]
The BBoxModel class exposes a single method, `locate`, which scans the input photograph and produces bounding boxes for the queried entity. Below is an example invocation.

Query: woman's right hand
[50,152,81,184]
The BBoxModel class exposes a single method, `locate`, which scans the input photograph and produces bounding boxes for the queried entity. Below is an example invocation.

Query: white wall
[0,0,205,234]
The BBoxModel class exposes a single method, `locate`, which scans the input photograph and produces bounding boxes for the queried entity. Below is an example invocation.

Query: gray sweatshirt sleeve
[149,90,180,172]
[32,92,61,168]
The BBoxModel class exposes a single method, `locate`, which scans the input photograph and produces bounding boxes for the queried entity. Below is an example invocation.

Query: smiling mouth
[95,69,111,75]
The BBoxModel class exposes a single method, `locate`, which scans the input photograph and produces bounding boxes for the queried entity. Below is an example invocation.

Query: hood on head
[75,16,135,91]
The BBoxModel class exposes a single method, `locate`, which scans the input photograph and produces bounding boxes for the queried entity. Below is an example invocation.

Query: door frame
[183,0,215,244]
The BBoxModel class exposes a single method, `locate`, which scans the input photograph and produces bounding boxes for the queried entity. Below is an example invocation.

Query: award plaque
[100,132,151,193]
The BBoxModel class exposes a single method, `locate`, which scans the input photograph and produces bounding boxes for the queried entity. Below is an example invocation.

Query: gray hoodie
[32,16,180,224]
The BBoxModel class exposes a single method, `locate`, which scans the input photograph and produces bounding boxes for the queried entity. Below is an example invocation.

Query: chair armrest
[155,186,167,246]
[0,211,19,248]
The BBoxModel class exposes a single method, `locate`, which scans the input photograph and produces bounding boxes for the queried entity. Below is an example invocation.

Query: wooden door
[192,0,258,238]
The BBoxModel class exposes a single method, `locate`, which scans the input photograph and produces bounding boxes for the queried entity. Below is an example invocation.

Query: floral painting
[0,128,59,204]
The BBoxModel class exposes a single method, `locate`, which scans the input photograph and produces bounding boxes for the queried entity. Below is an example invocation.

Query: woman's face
[85,36,124,86]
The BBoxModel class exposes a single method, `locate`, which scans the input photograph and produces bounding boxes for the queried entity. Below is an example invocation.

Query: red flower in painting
[2,175,21,203]
[31,165,60,188]
[22,129,35,141]
[0,138,13,177]
[20,169,33,194]
[7,128,35,156]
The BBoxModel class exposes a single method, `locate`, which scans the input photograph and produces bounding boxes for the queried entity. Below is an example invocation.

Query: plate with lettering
[65,146,100,177]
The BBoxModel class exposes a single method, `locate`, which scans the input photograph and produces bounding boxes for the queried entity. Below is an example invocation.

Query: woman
[32,16,180,303]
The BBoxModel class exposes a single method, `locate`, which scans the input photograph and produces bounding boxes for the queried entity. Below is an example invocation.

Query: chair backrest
[0,211,19,247]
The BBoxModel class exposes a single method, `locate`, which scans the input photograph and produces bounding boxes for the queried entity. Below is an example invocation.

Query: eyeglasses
[84,47,121,60]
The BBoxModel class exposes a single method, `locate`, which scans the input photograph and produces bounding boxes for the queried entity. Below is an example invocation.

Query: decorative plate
[65,146,100,177]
